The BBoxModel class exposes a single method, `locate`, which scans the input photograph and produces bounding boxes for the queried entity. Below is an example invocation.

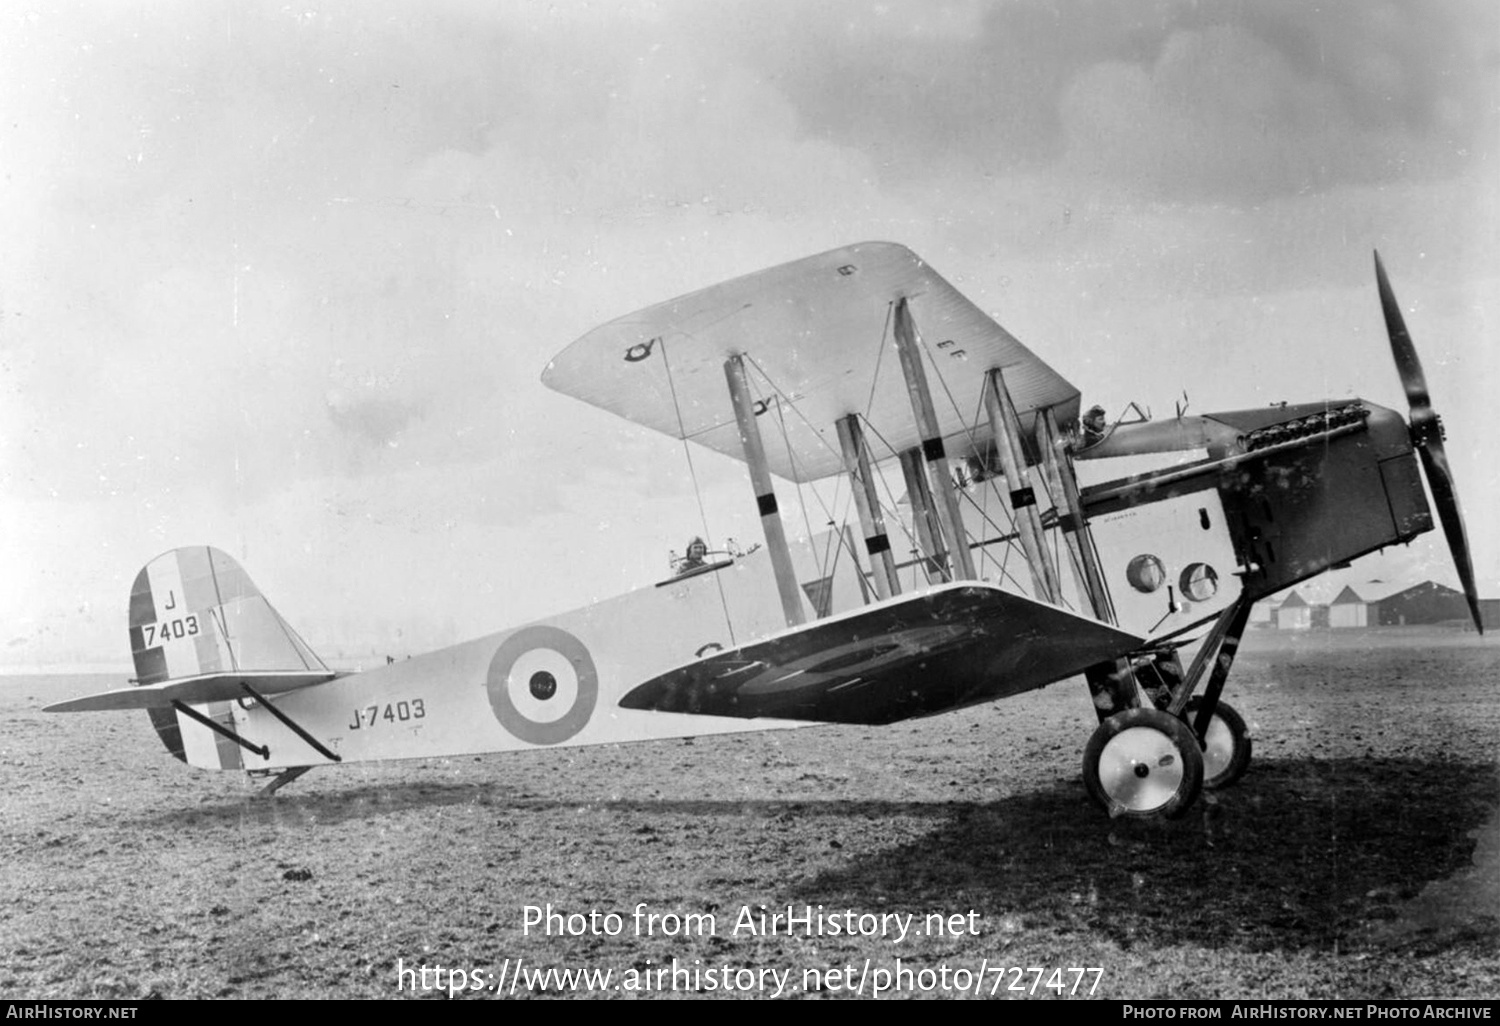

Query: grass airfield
[2,627,1496,1000]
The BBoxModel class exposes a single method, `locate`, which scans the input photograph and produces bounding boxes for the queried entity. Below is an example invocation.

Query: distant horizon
[4,572,1487,679]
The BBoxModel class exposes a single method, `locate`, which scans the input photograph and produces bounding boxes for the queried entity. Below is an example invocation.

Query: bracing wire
[888,305,1042,587]
[863,302,894,419]
[742,355,854,537]
[770,392,824,568]
[658,336,736,646]
[849,414,928,577]
[746,351,908,551]
[741,356,859,593]
[915,318,990,463]
[914,319,1064,599]
[859,411,1028,595]
[956,386,1032,591]
[742,353,847,479]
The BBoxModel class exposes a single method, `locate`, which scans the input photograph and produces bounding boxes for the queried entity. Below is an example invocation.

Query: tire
[1083,707,1205,820]
[1185,697,1252,790]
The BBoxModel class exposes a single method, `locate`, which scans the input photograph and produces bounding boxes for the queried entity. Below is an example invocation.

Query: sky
[2,0,1497,666]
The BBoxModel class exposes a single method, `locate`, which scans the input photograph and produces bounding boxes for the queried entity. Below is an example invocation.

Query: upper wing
[543,242,1080,483]
[618,582,1140,724]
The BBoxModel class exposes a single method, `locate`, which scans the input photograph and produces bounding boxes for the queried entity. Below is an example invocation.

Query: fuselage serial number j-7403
[349,699,427,731]
[142,615,200,647]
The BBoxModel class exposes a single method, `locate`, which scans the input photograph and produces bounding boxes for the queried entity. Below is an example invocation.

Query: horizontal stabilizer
[544,242,1080,483]
[44,670,338,713]
[47,545,335,778]
[620,583,1141,725]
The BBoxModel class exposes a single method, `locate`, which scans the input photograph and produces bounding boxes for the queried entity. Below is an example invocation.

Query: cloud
[1055,12,1496,202]
[3,0,1496,660]
[698,0,1496,203]
[1,0,903,512]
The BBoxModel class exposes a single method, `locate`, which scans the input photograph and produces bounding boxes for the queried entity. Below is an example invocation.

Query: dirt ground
[1,626,1496,1000]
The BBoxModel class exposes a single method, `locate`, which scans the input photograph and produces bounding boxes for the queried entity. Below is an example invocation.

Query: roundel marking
[485,625,598,745]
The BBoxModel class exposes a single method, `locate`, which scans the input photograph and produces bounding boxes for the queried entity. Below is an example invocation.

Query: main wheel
[1185,697,1252,790]
[1083,707,1204,819]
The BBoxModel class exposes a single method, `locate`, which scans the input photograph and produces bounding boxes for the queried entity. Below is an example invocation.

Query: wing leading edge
[619,583,1141,725]
[543,242,1080,483]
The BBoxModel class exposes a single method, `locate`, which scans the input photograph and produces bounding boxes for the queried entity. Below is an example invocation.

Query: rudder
[129,546,327,767]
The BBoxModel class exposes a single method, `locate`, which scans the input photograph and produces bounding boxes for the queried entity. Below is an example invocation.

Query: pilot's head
[687,537,707,560]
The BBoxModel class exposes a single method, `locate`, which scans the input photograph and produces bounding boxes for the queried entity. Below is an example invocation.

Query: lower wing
[620,583,1142,725]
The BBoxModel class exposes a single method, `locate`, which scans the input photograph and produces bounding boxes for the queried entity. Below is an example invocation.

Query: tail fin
[129,546,327,766]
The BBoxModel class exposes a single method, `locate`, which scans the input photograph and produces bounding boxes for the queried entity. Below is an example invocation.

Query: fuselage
[78,399,1432,777]
[1076,399,1429,620]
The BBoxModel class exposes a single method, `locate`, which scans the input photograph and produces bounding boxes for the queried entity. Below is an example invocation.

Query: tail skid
[249,766,313,798]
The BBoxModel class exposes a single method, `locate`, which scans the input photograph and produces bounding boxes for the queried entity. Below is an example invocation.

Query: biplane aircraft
[47,242,1482,819]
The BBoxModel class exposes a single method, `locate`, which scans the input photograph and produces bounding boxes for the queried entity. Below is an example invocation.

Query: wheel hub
[1097,726,1185,812]
[1083,707,1205,820]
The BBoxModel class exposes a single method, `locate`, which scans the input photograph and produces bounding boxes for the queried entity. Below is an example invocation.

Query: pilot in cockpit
[1080,404,1108,447]
[677,537,709,574]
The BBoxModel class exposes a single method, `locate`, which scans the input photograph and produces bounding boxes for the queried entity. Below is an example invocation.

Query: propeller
[1374,250,1484,634]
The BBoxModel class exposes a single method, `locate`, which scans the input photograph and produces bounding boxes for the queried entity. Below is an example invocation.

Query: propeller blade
[1375,251,1439,444]
[1417,441,1484,634]
[1374,251,1484,634]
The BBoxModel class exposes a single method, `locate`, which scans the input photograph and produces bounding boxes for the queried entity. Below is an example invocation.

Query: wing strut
[836,414,900,600]
[171,700,270,760]
[893,299,976,580]
[983,368,1062,603]
[241,682,342,763]
[898,447,949,584]
[1036,408,1116,623]
[1031,404,1141,719]
[725,354,807,628]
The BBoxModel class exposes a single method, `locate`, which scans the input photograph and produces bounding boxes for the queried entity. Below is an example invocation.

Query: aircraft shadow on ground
[140,778,966,829]
[795,756,1500,953]
[140,755,1498,952]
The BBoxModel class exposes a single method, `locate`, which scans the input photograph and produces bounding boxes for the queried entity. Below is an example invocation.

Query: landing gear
[1079,595,1260,819]
[1082,708,1204,819]
[1186,696,1252,790]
